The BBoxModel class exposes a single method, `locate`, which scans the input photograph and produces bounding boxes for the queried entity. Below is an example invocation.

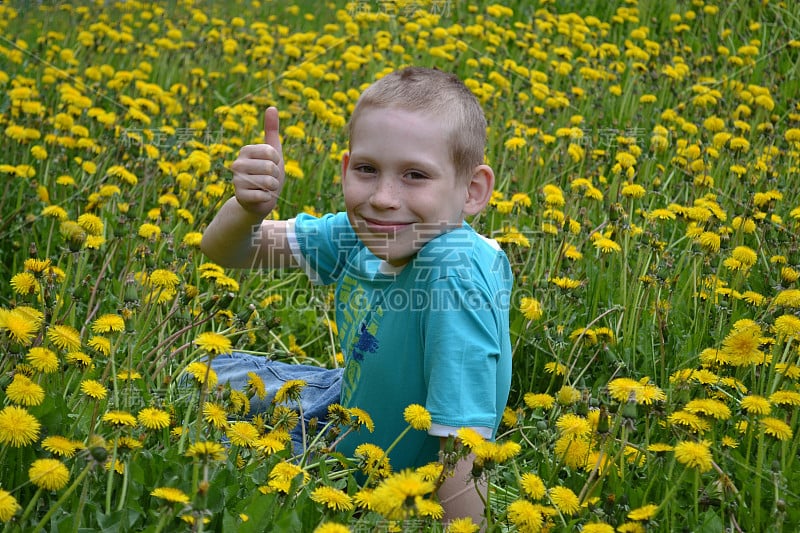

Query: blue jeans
[210,352,343,454]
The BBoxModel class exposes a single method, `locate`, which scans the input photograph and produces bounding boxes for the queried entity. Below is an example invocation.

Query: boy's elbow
[199,234,226,265]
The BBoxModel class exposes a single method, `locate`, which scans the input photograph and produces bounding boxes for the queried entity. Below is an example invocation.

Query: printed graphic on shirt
[338,272,384,407]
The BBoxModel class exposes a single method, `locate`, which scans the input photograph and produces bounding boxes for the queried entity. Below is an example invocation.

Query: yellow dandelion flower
[740,395,771,415]
[226,421,259,447]
[554,435,592,469]
[674,440,713,472]
[5,374,45,406]
[77,213,104,235]
[29,458,70,491]
[768,390,800,407]
[265,462,308,494]
[148,269,180,289]
[10,272,39,295]
[555,413,591,438]
[370,470,435,520]
[544,362,567,375]
[354,443,392,477]
[1,308,39,346]
[47,324,81,351]
[520,472,547,500]
[507,499,544,532]
[91,314,125,334]
[138,223,161,239]
[0,405,41,447]
[274,379,307,404]
[0,488,21,523]
[556,385,581,405]
[193,331,232,355]
[88,335,111,355]
[403,404,431,431]
[247,371,267,400]
[203,402,228,429]
[668,410,711,433]
[524,392,555,410]
[254,433,288,455]
[314,523,351,533]
[185,441,226,461]
[150,487,190,504]
[549,276,582,289]
[311,486,354,512]
[760,417,792,441]
[684,398,732,420]
[774,289,800,307]
[102,410,137,427]
[520,297,543,320]
[548,486,580,515]
[628,503,659,521]
[66,351,93,369]
[80,379,108,400]
[138,407,171,430]
[42,435,82,458]
[445,517,480,533]
[582,524,614,533]
[185,361,218,387]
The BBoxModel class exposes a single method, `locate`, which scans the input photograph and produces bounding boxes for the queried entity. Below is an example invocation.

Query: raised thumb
[263,106,282,156]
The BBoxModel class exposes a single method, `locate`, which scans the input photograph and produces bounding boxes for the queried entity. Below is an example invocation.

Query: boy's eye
[405,171,428,180]
[354,164,377,174]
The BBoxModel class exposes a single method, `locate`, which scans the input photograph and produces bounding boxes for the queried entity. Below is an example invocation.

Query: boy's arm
[439,439,488,529]
[201,107,297,269]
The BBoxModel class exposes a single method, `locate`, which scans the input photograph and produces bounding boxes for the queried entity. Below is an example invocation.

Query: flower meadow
[2,0,800,530]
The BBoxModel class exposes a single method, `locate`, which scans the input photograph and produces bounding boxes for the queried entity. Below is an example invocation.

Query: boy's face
[341,106,470,266]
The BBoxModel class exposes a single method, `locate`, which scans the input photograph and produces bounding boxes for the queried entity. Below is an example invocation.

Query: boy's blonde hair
[348,67,487,180]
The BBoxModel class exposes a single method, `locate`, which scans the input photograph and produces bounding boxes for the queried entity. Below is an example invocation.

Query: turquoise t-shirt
[290,212,512,470]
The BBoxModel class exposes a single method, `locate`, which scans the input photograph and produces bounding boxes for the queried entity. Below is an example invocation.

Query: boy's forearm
[200,197,269,268]
[439,451,487,530]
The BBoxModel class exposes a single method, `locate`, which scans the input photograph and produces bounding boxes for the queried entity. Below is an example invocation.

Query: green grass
[1,0,800,531]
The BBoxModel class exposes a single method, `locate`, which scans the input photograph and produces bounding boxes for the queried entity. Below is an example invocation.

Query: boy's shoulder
[411,223,511,283]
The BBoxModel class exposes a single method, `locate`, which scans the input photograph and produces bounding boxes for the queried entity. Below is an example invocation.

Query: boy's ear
[462,164,495,216]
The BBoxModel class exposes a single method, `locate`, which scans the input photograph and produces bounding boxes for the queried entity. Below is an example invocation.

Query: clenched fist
[231,106,285,218]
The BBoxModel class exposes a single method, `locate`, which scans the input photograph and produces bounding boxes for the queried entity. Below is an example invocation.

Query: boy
[201,67,512,525]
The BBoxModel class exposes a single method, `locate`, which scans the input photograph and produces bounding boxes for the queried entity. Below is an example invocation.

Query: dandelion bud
[90,446,108,463]
[777,499,786,512]
[202,294,219,312]
[124,281,138,303]
[443,435,456,454]
[536,420,548,431]
[771,460,781,473]
[114,216,128,238]
[198,480,210,494]
[217,291,235,310]
[596,406,610,434]
[67,230,86,252]
[237,305,255,324]
[576,391,589,416]
[471,459,484,479]
[621,393,638,420]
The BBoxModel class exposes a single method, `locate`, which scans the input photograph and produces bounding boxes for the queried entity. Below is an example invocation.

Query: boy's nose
[369,178,400,209]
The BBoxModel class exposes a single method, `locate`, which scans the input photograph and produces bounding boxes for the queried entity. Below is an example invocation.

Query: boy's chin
[361,243,415,266]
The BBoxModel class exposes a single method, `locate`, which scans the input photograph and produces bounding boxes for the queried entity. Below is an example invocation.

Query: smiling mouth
[362,217,412,233]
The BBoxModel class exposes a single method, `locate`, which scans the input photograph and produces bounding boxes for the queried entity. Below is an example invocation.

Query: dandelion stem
[753,431,766,530]
[19,487,44,527]
[32,464,93,533]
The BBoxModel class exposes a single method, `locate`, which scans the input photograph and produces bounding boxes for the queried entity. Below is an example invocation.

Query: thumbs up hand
[231,107,285,218]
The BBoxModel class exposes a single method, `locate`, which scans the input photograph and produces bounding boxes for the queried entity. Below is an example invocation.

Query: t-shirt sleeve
[289,212,358,285]
[422,275,506,438]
